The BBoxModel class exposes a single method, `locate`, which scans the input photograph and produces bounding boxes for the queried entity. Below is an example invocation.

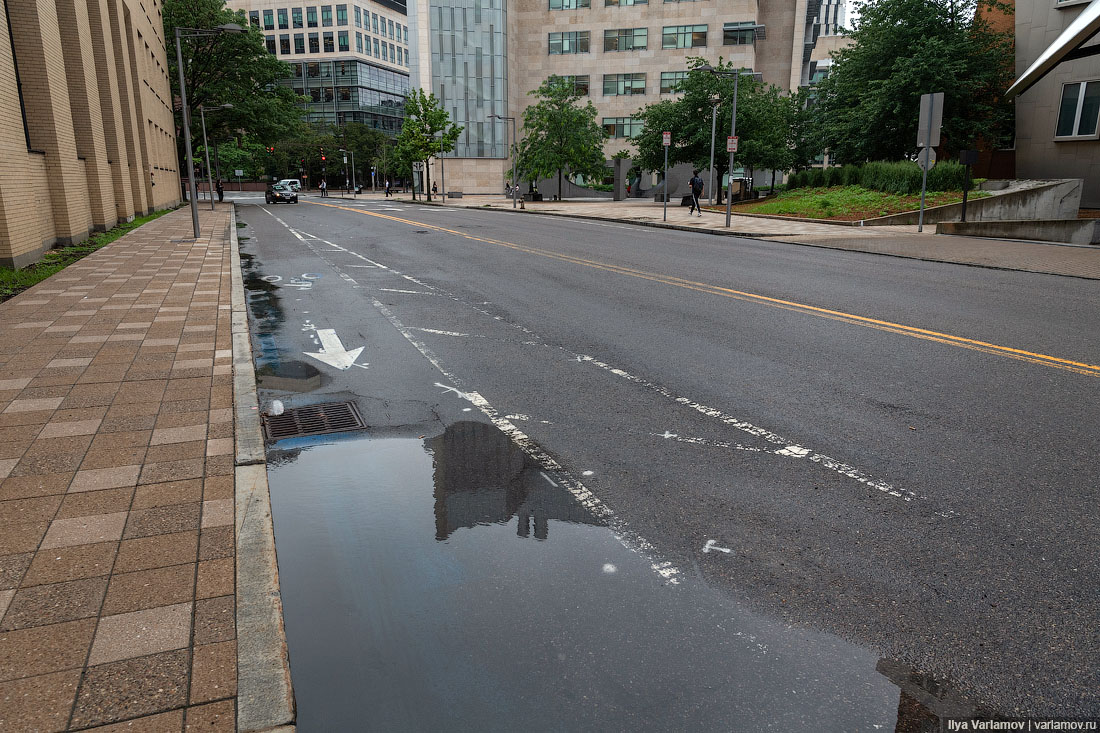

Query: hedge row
[787,160,970,195]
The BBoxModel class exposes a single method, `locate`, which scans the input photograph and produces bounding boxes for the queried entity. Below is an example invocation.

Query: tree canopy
[808,0,1014,163]
[516,76,608,196]
[164,0,303,146]
[631,58,799,191]
[393,89,463,200]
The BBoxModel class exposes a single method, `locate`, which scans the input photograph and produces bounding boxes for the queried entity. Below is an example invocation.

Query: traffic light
[320,146,326,162]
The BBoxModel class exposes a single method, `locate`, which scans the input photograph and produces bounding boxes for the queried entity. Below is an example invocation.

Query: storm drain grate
[262,401,365,440]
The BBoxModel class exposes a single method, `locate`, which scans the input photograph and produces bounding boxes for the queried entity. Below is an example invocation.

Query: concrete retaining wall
[863,179,1084,226]
[937,219,1100,245]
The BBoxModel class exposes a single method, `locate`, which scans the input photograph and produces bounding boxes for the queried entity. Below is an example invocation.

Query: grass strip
[0,206,177,303]
[714,185,988,221]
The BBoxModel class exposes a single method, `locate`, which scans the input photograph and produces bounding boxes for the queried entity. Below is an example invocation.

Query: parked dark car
[265,183,298,204]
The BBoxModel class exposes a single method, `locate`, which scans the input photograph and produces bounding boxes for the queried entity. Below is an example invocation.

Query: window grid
[309,32,319,52]
[662,24,707,48]
[293,7,303,27]
[603,72,645,95]
[550,0,590,9]
[279,33,291,54]
[660,70,688,93]
[295,33,306,53]
[336,4,347,25]
[603,117,641,138]
[307,7,317,27]
[263,9,274,29]
[321,5,332,26]
[339,30,349,51]
[1056,80,1100,138]
[604,27,647,51]
[277,8,288,29]
[605,0,647,5]
[723,21,755,45]
[323,31,334,52]
[549,30,590,54]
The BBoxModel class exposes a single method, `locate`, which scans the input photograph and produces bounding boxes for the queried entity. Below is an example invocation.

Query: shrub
[808,168,826,187]
[926,160,968,192]
[859,160,923,195]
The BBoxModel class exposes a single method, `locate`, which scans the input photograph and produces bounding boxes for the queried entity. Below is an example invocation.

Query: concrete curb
[229,205,297,732]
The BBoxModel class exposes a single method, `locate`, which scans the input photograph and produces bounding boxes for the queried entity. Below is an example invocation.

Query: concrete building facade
[1014,0,1099,208]
[0,0,179,268]
[230,0,411,129]
[410,0,832,193]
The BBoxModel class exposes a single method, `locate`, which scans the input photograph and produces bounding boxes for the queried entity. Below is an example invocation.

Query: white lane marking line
[650,433,770,453]
[435,382,475,402]
[380,286,435,294]
[582,470,594,476]
[377,300,681,585]
[540,471,558,487]
[348,264,379,268]
[504,414,530,421]
[303,328,366,370]
[602,563,617,573]
[408,327,481,338]
[339,273,358,285]
[702,539,733,554]
[579,354,916,502]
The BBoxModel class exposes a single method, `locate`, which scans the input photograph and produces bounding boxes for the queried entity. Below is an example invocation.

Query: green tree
[164,0,303,150]
[516,76,607,198]
[632,58,784,195]
[393,89,462,201]
[810,0,1014,163]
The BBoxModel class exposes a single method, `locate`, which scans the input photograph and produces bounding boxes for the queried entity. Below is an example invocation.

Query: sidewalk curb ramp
[230,204,297,732]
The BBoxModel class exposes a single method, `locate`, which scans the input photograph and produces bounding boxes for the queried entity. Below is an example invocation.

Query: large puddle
[266,420,958,731]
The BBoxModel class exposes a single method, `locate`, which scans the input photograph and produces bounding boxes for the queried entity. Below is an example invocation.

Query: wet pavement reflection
[263,420,962,732]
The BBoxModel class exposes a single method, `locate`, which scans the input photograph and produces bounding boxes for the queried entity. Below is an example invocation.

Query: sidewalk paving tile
[0,206,242,730]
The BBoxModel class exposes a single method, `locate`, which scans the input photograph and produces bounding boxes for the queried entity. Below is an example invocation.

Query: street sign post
[959,149,978,221]
[662,131,670,221]
[917,92,943,232]
[727,136,738,153]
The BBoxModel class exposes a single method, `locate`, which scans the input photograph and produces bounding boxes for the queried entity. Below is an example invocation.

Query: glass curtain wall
[284,60,411,130]
[429,0,508,158]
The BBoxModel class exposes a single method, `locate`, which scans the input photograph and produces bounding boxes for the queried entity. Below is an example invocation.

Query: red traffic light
[321,155,326,161]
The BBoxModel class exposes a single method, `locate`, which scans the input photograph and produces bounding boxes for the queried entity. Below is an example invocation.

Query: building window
[337,4,347,25]
[356,31,363,52]
[280,34,291,54]
[403,25,409,42]
[559,74,589,95]
[309,32,320,52]
[603,117,641,138]
[373,38,379,56]
[604,27,647,51]
[265,34,276,52]
[549,31,590,54]
[605,0,647,5]
[660,70,688,93]
[388,19,395,38]
[295,33,306,53]
[354,6,361,26]
[323,31,335,51]
[278,8,289,29]
[307,6,317,27]
[550,0,590,8]
[662,24,707,48]
[338,30,349,51]
[321,5,332,26]
[603,72,645,95]
[263,9,274,29]
[293,7,303,27]
[1055,81,1100,138]
[248,10,259,26]
[723,21,756,45]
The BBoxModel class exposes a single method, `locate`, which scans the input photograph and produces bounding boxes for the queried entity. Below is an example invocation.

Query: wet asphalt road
[237,196,1099,727]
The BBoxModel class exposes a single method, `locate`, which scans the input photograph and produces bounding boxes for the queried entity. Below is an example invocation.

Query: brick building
[0,0,179,268]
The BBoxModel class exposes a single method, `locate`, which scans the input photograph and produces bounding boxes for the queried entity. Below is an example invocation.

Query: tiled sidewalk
[0,206,238,731]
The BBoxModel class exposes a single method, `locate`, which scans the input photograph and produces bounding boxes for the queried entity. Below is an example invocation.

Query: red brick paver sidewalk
[0,206,238,731]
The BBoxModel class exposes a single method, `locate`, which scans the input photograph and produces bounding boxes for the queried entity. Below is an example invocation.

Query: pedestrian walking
[432,182,438,196]
[215,179,224,203]
[688,170,704,216]
[320,179,327,197]
[384,180,391,197]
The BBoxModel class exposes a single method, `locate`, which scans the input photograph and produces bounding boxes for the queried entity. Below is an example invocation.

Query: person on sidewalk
[385,180,391,197]
[689,170,704,216]
[215,179,224,203]
[320,179,328,197]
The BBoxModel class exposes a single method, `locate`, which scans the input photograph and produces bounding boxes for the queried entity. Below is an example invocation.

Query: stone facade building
[410,0,833,193]
[0,0,179,268]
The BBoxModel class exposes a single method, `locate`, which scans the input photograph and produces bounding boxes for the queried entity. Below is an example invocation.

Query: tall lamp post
[199,103,233,211]
[488,113,517,209]
[339,148,356,196]
[175,23,245,237]
[708,97,720,206]
[698,65,762,228]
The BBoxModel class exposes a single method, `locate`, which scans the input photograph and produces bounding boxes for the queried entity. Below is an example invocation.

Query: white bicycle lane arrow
[304,329,365,370]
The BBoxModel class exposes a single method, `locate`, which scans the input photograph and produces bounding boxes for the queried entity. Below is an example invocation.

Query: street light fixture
[697,64,763,228]
[199,103,233,211]
[488,113,517,209]
[175,23,245,237]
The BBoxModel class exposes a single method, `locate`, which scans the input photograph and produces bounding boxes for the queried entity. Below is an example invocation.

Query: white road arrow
[304,329,364,370]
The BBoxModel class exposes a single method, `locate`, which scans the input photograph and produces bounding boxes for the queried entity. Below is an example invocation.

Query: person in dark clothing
[215,179,224,203]
[688,170,704,216]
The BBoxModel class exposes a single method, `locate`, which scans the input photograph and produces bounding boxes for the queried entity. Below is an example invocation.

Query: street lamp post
[708,100,719,206]
[174,24,244,238]
[699,65,762,228]
[199,103,232,211]
[488,113,517,209]
[339,148,356,196]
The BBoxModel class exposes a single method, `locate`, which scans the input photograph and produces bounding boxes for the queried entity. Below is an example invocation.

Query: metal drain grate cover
[262,401,365,440]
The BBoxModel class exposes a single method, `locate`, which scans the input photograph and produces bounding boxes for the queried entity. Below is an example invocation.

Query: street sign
[662,131,671,147]
[917,92,944,148]
[916,147,937,171]
[727,136,739,153]
[234,169,244,177]
[343,156,348,164]
[959,149,979,166]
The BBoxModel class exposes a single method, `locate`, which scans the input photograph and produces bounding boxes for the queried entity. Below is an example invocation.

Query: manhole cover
[262,401,365,440]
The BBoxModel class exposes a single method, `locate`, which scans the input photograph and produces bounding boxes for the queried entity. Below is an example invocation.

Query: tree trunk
[425,159,432,202]
[557,168,562,201]
[771,169,776,191]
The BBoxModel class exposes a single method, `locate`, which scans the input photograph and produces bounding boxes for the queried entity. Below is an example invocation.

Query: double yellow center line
[307,200,1100,377]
